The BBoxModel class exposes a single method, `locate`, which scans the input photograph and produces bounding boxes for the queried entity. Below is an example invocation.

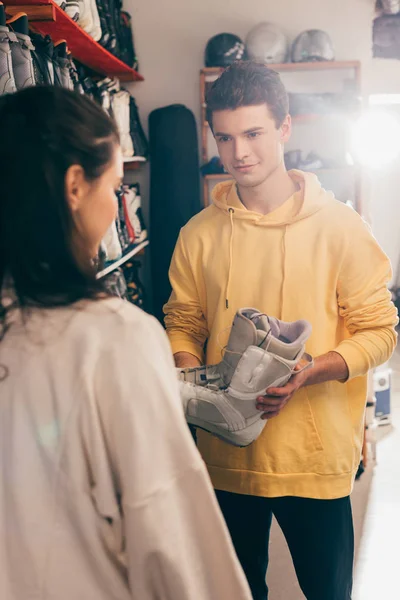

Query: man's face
[212,104,291,188]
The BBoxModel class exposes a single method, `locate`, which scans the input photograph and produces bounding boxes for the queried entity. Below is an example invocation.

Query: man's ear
[280,114,292,144]
[65,164,88,212]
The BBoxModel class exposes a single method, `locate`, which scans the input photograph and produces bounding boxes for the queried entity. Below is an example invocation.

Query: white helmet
[245,22,288,64]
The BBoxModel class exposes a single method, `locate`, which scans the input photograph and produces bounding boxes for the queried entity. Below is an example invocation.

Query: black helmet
[291,29,335,63]
[205,33,246,68]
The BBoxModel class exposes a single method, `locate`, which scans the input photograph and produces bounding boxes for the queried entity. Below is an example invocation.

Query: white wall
[125,0,400,278]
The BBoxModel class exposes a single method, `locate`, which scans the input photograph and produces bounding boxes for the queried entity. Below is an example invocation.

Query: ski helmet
[291,30,335,63]
[380,0,400,14]
[373,15,400,59]
[204,33,246,68]
[245,22,288,64]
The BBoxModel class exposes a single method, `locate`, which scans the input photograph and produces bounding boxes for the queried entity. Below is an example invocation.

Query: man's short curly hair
[206,60,289,131]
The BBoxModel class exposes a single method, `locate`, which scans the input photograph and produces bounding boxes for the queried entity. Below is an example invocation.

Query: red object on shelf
[123,160,146,170]
[121,192,135,243]
[5,0,143,81]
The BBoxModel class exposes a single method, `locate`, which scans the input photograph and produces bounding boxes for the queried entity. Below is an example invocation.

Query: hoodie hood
[212,170,332,226]
[211,170,333,309]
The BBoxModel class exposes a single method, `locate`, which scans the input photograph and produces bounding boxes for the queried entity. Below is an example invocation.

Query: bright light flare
[351,110,400,169]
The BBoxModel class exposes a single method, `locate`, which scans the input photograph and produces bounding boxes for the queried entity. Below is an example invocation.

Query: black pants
[216,490,354,600]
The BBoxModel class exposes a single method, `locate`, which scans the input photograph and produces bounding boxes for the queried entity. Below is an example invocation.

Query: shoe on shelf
[102,220,122,262]
[122,183,147,243]
[0,2,17,95]
[30,32,54,85]
[105,76,120,93]
[119,11,138,69]
[96,77,113,113]
[96,0,111,48]
[122,259,145,309]
[6,12,36,90]
[201,156,226,176]
[53,40,74,89]
[98,0,116,55]
[106,0,120,56]
[51,45,62,86]
[74,61,99,100]
[129,94,149,158]
[65,0,80,22]
[95,76,124,119]
[178,308,313,447]
[77,0,102,42]
[112,89,134,157]
[77,0,93,31]
[88,0,102,41]
[67,53,84,94]
[0,2,6,27]
[284,150,325,171]
[102,0,117,55]
[53,0,67,9]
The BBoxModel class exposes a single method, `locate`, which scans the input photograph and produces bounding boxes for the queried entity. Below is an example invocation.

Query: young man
[164,61,398,600]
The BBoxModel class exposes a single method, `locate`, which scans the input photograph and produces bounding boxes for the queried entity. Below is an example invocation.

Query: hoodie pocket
[256,387,325,474]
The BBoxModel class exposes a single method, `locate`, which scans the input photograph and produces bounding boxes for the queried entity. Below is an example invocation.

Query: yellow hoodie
[164,170,398,500]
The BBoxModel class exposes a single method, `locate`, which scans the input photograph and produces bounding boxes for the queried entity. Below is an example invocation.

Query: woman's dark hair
[0,86,120,337]
[206,60,289,130]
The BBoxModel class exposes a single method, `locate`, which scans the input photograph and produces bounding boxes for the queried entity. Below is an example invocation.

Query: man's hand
[256,351,349,419]
[256,362,309,419]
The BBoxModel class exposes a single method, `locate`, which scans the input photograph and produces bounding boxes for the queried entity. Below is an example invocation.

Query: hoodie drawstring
[226,208,235,309]
[280,225,288,318]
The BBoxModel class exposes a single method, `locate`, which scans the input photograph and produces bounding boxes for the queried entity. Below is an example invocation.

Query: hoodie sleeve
[92,311,251,600]
[333,217,398,380]
[163,231,208,363]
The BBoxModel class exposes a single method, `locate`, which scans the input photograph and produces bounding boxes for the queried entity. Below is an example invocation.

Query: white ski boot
[178,308,313,447]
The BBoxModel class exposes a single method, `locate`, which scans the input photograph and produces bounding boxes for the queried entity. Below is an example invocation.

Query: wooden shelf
[291,113,356,124]
[96,240,149,279]
[309,166,356,174]
[203,113,355,129]
[6,0,143,81]
[292,114,324,124]
[203,173,231,181]
[6,3,54,20]
[123,156,146,162]
[201,61,361,76]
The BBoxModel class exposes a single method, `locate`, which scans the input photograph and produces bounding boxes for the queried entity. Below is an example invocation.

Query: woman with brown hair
[0,86,251,600]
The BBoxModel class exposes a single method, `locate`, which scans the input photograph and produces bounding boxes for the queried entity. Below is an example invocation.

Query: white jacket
[0,298,251,600]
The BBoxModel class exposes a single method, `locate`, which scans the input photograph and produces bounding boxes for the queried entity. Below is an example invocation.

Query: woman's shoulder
[72,297,162,341]
[6,297,167,361]
[81,296,150,324]
[17,297,162,352]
